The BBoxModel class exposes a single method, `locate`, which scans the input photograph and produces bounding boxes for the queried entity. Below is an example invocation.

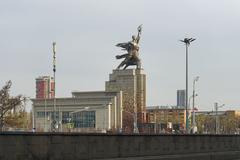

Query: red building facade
[36,76,54,99]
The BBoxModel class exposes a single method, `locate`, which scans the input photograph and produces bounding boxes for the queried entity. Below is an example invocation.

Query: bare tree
[0,81,26,131]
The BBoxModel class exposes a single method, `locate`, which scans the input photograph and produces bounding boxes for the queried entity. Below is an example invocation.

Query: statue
[116,25,142,70]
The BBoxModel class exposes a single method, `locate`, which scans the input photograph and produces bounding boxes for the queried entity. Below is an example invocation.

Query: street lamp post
[188,94,198,110]
[44,90,47,132]
[154,109,157,134]
[192,76,199,133]
[188,94,197,132]
[44,79,51,132]
[133,112,138,134]
[214,102,224,134]
[180,38,196,133]
[52,42,57,132]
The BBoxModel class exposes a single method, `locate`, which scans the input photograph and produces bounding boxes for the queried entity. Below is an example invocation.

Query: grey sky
[1,0,240,111]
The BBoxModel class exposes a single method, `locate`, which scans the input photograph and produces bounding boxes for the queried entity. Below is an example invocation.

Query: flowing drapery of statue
[116,25,142,70]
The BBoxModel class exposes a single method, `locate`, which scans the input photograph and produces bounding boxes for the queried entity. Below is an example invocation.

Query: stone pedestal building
[105,69,146,131]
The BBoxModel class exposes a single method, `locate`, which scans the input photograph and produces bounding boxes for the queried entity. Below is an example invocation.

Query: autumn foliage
[0,81,26,131]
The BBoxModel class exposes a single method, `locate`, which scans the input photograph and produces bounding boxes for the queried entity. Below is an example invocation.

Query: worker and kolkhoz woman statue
[115,25,142,70]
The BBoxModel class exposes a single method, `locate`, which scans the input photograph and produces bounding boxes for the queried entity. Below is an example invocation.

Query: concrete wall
[0,133,240,160]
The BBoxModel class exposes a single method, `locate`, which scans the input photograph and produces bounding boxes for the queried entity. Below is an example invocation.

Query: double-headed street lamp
[180,38,196,133]
[189,94,198,109]
[188,93,198,132]
[192,76,199,132]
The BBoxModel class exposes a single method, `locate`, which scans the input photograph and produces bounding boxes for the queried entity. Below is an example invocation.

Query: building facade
[195,110,240,134]
[32,91,122,132]
[146,106,186,132]
[36,76,54,99]
[33,69,147,133]
[105,69,146,132]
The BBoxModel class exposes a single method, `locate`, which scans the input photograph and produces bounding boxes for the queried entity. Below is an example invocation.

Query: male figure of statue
[116,25,142,70]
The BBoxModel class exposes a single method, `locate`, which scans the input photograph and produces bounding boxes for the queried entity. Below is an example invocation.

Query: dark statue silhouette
[116,25,142,70]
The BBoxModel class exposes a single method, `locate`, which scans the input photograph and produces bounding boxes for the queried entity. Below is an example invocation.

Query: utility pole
[44,88,47,132]
[154,108,157,134]
[192,76,199,133]
[180,38,196,133]
[133,99,139,134]
[32,104,35,131]
[52,42,57,132]
[133,112,139,134]
[215,102,224,134]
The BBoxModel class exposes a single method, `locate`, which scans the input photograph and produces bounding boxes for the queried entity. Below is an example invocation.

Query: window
[72,111,96,128]
[37,111,53,118]
[37,112,45,118]
[62,112,70,124]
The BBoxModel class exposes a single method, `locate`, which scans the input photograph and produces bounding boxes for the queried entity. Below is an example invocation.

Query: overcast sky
[1,0,240,111]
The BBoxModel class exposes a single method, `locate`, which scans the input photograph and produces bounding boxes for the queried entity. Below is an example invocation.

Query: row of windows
[36,111,96,128]
[37,112,50,117]
[62,112,71,123]
[36,111,59,119]
[72,111,96,128]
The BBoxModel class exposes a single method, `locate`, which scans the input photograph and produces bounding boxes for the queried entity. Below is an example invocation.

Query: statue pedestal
[105,69,146,131]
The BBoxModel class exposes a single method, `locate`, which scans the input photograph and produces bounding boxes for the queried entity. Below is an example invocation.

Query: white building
[32,91,122,132]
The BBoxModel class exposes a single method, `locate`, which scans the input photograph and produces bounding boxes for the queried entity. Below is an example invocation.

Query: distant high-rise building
[36,76,54,99]
[177,90,185,108]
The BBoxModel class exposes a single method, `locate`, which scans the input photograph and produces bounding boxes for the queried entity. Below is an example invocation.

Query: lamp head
[180,38,196,45]
[195,76,200,82]
[53,42,56,53]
